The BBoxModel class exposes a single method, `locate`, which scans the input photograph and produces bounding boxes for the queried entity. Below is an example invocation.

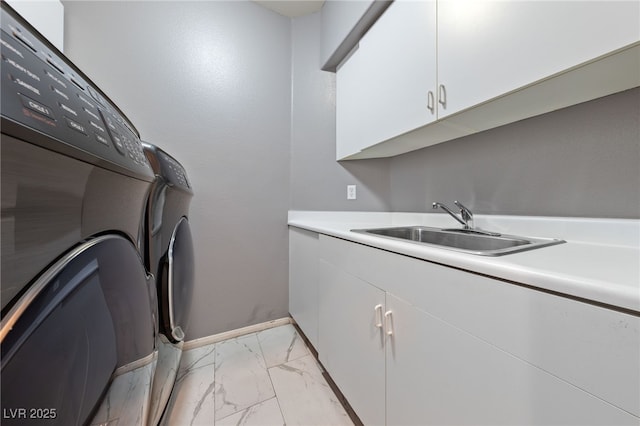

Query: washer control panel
[0,3,153,180]
[143,143,192,192]
[159,151,191,190]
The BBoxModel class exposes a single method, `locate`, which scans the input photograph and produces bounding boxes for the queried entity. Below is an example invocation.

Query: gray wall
[389,88,640,218]
[291,12,390,211]
[64,1,292,338]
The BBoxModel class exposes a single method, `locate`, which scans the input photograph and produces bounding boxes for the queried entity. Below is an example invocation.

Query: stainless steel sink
[351,226,565,256]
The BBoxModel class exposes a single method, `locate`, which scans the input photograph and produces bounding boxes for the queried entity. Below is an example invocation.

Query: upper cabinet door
[336,0,436,159]
[358,0,437,143]
[437,0,640,118]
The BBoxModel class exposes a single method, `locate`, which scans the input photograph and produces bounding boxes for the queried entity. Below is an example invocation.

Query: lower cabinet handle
[384,310,393,336]
[374,304,383,328]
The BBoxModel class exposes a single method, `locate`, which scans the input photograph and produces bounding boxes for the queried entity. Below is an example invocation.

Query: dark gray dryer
[142,142,195,425]
[1,3,156,425]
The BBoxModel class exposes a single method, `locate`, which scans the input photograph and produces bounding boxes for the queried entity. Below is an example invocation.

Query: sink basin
[351,226,564,256]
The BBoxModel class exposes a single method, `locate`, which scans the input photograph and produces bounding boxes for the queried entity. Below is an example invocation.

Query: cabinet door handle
[384,310,393,336]
[438,84,447,109]
[374,304,383,328]
[427,91,435,114]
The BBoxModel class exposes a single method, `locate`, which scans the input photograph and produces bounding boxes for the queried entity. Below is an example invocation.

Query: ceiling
[253,0,325,18]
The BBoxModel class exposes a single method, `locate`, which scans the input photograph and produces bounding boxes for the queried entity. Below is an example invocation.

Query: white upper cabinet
[336,0,436,159]
[335,0,640,160]
[438,0,640,118]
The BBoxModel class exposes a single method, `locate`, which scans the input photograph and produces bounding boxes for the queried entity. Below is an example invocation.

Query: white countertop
[288,211,640,313]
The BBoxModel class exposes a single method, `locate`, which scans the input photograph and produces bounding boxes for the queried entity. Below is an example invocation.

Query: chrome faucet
[432,201,468,228]
[433,200,501,236]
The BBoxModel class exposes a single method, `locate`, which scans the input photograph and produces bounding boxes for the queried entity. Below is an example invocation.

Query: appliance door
[162,217,194,343]
[1,235,155,426]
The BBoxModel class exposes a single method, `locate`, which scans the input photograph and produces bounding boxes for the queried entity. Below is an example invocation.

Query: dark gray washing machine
[1,3,157,425]
[142,143,195,424]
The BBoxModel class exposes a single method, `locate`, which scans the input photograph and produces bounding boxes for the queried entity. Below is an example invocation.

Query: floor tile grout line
[257,326,332,424]
[213,332,279,422]
[258,324,310,369]
[266,367,288,425]
[161,342,218,426]
[257,328,289,424]
[215,396,284,425]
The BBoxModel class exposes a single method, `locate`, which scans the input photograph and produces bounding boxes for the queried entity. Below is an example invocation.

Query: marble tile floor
[161,324,354,426]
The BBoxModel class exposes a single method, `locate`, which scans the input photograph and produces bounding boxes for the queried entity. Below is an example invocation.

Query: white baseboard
[113,351,157,376]
[183,317,292,351]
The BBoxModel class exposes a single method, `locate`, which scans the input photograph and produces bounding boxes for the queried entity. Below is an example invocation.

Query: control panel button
[77,92,96,110]
[65,116,87,135]
[110,131,125,154]
[70,75,84,91]
[51,85,69,101]
[104,114,116,132]
[95,133,109,145]
[19,93,55,119]
[11,27,36,53]
[10,73,40,96]
[89,120,105,133]
[58,102,78,117]
[1,36,24,58]
[44,69,66,88]
[3,55,40,82]
[87,85,104,106]
[45,54,65,75]
[83,107,100,121]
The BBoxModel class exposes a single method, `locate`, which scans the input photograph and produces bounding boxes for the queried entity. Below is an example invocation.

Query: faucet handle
[454,200,474,228]
[453,200,471,213]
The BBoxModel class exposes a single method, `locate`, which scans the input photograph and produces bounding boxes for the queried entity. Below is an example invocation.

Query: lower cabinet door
[318,259,386,426]
[385,294,638,426]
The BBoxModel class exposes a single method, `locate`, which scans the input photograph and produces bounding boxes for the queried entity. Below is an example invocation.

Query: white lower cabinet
[290,230,640,425]
[385,294,638,426]
[318,259,385,426]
